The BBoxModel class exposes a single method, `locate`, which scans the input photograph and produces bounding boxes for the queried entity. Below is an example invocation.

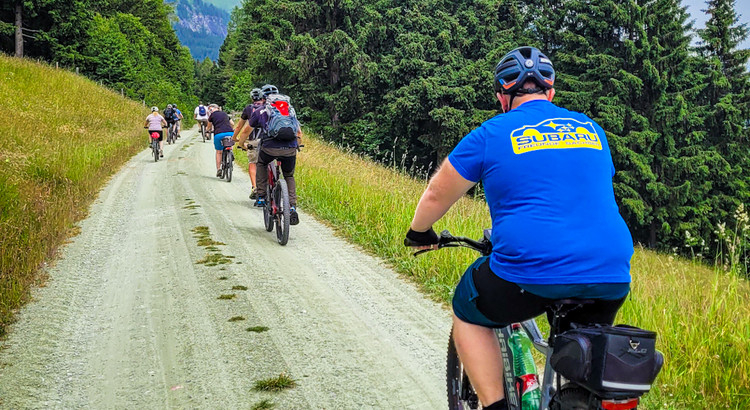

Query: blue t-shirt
[448,100,633,285]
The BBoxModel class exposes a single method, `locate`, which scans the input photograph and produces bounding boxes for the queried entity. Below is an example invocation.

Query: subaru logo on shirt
[510,118,603,154]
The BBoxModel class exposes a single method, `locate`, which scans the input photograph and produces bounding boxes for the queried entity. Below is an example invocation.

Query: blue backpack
[198,105,206,116]
[264,94,299,142]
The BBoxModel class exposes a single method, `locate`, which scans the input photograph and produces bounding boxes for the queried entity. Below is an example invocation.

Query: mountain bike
[262,158,291,246]
[167,122,177,145]
[219,137,234,182]
[199,121,208,142]
[412,230,662,410]
[149,131,161,162]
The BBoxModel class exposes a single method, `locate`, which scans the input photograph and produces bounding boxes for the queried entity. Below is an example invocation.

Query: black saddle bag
[550,324,664,398]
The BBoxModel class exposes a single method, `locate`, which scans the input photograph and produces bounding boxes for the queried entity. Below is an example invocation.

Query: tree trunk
[15,2,23,58]
[649,220,657,248]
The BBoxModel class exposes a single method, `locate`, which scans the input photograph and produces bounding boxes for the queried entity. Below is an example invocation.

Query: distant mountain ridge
[169,0,229,61]
[201,0,242,12]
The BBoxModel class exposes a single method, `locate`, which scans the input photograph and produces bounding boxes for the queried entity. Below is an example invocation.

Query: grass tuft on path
[253,373,296,392]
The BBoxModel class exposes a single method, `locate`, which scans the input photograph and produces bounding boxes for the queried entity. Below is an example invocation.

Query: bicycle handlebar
[410,230,492,257]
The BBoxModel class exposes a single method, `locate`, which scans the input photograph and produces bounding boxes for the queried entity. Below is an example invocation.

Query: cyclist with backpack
[241,84,301,225]
[163,104,178,141]
[404,47,633,410]
[144,106,167,157]
[232,88,265,199]
[207,104,235,177]
[194,101,209,136]
[173,104,184,138]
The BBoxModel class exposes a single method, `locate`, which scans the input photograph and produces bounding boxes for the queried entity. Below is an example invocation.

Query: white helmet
[151,106,158,112]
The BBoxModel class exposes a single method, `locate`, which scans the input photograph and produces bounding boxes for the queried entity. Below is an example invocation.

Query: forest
[211,0,750,274]
[0,0,197,111]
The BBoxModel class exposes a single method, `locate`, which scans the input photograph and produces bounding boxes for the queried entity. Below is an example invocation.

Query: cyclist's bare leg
[248,163,257,189]
[452,314,505,406]
[215,150,222,170]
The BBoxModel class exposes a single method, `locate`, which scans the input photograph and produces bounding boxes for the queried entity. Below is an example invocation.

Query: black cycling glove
[404,227,439,247]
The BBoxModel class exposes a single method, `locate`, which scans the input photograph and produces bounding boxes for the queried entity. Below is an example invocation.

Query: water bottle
[508,323,541,409]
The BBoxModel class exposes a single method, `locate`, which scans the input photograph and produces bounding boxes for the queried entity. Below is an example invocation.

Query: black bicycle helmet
[251,88,263,101]
[494,46,555,94]
[261,84,279,97]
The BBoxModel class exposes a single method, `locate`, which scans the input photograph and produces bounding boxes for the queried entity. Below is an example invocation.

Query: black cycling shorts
[452,257,627,330]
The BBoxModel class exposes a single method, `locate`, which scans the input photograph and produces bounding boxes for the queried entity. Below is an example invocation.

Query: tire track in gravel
[0,127,452,409]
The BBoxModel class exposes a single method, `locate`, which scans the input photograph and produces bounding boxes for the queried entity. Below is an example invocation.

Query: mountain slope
[171,0,229,60]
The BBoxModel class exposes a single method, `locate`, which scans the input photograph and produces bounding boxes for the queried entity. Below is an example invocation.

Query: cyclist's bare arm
[232,118,247,140]
[234,123,253,145]
[410,158,475,233]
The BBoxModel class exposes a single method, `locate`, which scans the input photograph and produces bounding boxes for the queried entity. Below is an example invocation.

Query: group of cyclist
[143,44,641,409]
[143,104,185,156]
[230,84,301,226]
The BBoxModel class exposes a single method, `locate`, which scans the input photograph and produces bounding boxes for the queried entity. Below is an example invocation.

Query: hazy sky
[682,0,750,49]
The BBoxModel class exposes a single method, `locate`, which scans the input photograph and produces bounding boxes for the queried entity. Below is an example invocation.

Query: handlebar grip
[404,237,425,247]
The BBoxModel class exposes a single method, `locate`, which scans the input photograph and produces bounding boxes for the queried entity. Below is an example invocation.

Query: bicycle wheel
[549,384,592,410]
[275,179,290,245]
[447,327,481,410]
[200,125,205,142]
[153,141,159,162]
[226,151,233,182]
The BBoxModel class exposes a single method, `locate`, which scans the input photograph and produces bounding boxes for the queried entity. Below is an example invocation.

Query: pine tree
[548,0,698,249]
[695,0,750,266]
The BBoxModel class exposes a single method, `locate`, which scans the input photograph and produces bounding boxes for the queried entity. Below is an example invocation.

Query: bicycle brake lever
[411,248,434,257]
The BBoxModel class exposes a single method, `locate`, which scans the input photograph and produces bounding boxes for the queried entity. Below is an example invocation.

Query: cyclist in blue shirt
[172,105,184,138]
[405,47,633,410]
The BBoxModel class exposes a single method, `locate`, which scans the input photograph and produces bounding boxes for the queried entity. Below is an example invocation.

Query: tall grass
[293,135,750,408]
[0,56,147,335]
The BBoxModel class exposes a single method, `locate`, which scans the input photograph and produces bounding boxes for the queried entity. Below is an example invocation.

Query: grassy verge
[0,56,148,336]
[291,134,750,408]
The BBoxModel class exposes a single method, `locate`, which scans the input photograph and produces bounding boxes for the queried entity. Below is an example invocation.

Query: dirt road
[0,128,451,409]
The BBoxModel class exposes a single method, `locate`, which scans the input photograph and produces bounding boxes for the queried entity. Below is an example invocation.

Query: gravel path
[0,128,452,409]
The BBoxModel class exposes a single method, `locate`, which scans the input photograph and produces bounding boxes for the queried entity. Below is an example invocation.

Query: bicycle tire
[153,141,159,162]
[447,327,481,410]
[275,179,290,245]
[226,151,233,182]
[549,384,592,410]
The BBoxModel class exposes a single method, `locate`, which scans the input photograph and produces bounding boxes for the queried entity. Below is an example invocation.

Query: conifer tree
[694,0,750,261]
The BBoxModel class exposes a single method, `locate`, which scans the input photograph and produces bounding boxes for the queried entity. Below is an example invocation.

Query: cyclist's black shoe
[160,152,164,158]
[290,207,299,225]
[216,169,222,177]
[250,189,258,200]
[254,198,266,207]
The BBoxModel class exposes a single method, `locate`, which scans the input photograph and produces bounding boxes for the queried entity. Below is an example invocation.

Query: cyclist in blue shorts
[207,104,235,177]
[404,46,633,410]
